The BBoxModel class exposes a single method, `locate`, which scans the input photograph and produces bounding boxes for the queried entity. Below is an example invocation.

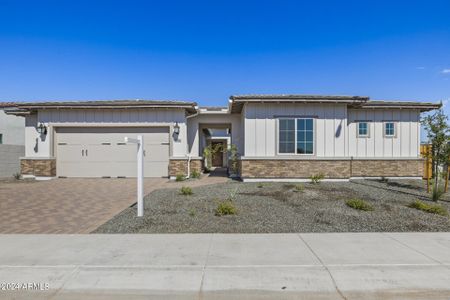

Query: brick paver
[0,174,228,233]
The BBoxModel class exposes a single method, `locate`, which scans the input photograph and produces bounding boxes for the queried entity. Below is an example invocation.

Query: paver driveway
[0,175,228,234]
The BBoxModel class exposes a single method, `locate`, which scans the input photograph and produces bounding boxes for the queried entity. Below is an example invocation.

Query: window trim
[277,117,315,156]
[356,120,370,138]
[383,121,397,138]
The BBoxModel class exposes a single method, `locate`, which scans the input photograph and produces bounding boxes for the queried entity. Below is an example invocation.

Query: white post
[124,135,144,217]
[137,135,144,217]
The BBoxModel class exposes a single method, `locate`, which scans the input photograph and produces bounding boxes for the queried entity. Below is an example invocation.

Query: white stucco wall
[347,109,421,158]
[0,109,25,145]
[244,103,348,157]
[187,113,244,157]
[24,108,188,158]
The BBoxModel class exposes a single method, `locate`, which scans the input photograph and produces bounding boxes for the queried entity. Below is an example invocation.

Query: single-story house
[5,95,440,181]
[0,102,25,177]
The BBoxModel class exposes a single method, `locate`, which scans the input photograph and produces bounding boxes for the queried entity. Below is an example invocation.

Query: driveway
[0,233,449,299]
[0,175,228,234]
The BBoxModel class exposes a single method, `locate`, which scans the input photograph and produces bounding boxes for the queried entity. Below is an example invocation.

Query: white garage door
[56,127,169,177]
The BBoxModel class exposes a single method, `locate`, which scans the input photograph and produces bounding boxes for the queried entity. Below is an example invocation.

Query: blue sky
[0,0,449,116]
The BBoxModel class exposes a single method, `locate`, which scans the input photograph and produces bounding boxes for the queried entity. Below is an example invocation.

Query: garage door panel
[145,144,170,161]
[56,127,169,177]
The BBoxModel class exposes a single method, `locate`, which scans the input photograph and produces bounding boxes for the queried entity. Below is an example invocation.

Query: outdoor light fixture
[173,122,180,135]
[37,123,47,135]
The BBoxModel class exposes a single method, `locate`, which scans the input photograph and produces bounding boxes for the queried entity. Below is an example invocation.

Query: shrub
[408,200,448,217]
[310,173,325,184]
[346,199,374,211]
[215,201,237,216]
[190,170,201,179]
[257,183,264,188]
[294,184,304,192]
[180,186,193,196]
[175,174,186,181]
[12,173,21,180]
[188,208,196,217]
[431,184,445,202]
[228,188,239,201]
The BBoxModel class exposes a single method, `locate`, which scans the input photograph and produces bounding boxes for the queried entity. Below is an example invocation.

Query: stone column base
[21,158,56,177]
[169,158,203,177]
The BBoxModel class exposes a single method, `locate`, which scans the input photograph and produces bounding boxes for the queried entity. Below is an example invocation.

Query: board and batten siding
[25,108,187,158]
[347,109,421,158]
[244,103,348,157]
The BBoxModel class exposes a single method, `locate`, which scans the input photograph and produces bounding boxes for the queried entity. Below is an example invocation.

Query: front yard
[94,179,450,233]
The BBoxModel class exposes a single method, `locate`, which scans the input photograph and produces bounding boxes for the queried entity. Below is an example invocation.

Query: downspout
[185,106,199,179]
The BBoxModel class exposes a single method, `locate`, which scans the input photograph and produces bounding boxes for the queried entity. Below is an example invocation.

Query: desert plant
[431,183,445,202]
[408,200,448,216]
[180,186,193,196]
[175,174,186,182]
[294,184,304,192]
[310,173,325,184]
[228,187,239,202]
[188,208,196,217]
[346,199,374,211]
[190,170,201,179]
[215,200,237,216]
[203,143,224,169]
[12,172,21,180]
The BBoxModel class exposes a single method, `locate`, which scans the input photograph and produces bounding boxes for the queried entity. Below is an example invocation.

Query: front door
[211,142,224,167]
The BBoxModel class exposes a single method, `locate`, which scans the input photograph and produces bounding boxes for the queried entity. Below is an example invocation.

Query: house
[0,103,25,177]
[5,95,440,181]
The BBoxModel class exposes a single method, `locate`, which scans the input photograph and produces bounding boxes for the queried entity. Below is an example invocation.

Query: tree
[422,107,450,201]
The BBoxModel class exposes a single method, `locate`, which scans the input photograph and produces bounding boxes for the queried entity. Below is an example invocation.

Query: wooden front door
[211,142,224,167]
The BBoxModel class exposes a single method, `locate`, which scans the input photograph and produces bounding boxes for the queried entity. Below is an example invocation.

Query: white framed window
[384,122,396,137]
[357,122,369,137]
[278,118,314,155]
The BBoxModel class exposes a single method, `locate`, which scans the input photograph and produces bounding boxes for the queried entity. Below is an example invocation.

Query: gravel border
[94,179,450,233]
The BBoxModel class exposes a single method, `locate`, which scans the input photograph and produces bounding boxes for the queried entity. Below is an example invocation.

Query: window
[358,122,368,137]
[278,118,314,155]
[385,122,395,137]
[0,133,2,144]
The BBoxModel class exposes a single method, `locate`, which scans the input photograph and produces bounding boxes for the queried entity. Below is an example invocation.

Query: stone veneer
[169,159,202,177]
[21,158,56,177]
[240,158,423,179]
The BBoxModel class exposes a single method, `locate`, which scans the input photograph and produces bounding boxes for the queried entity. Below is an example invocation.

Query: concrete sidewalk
[0,233,450,299]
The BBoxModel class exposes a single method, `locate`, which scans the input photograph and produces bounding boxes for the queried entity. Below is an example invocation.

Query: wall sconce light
[37,123,47,135]
[173,122,180,135]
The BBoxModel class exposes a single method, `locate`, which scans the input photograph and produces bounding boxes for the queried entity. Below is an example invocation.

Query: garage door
[56,127,169,177]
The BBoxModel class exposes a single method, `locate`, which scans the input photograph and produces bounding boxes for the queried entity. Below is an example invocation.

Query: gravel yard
[94,179,450,233]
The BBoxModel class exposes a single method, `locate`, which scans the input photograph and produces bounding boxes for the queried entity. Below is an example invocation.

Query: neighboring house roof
[229,94,440,113]
[0,102,18,108]
[5,99,198,115]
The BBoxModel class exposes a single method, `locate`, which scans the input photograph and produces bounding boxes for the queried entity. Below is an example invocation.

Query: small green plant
[215,200,237,216]
[380,176,388,183]
[408,200,448,216]
[175,174,186,181]
[12,173,21,180]
[431,183,445,202]
[310,173,325,184]
[294,184,304,192]
[346,199,374,211]
[190,170,201,179]
[228,188,239,201]
[180,186,193,196]
[257,183,264,188]
[188,208,196,217]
